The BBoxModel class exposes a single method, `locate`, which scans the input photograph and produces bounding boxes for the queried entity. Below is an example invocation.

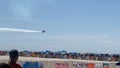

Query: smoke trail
[0,28,40,33]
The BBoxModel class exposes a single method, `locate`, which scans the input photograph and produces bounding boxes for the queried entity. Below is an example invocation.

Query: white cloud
[0,28,40,33]
[41,0,56,4]
[49,35,110,40]
[8,0,32,18]
[48,35,111,44]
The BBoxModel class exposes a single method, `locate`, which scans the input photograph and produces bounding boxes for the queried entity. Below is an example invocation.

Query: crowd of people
[0,50,120,61]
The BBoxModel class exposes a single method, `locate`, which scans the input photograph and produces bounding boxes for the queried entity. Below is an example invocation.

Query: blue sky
[0,0,120,53]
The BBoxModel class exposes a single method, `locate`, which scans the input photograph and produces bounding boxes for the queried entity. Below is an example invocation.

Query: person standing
[8,49,22,68]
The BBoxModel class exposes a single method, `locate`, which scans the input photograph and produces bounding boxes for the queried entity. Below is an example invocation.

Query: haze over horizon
[0,0,120,54]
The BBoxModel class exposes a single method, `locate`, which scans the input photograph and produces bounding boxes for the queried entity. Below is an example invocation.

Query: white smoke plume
[0,28,40,33]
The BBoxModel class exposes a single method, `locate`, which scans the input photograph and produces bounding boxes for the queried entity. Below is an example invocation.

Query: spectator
[1,50,120,61]
[8,49,22,68]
